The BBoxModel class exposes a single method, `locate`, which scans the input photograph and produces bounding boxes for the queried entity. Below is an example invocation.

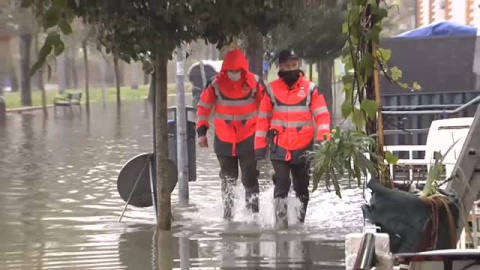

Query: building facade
[416,0,480,27]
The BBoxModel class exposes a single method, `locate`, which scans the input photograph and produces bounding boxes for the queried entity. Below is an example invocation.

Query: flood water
[0,101,365,269]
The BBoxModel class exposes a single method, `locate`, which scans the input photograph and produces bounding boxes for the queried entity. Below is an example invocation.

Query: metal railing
[382,95,480,115]
[353,233,376,270]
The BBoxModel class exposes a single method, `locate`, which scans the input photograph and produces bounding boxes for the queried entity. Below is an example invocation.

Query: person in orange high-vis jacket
[196,49,265,220]
[255,49,330,228]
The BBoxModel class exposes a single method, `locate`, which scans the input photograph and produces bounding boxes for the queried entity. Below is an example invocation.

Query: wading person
[255,49,331,228]
[196,49,265,220]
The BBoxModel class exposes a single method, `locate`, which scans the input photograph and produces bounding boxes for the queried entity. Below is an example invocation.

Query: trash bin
[187,60,222,107]
[167,107,197,182]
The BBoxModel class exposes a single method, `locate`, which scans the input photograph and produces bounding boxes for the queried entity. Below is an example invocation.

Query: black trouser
[271,160,310,222]
[217,154,260,218]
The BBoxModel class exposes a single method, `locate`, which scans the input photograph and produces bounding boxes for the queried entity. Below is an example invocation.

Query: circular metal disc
[117,153,178,208]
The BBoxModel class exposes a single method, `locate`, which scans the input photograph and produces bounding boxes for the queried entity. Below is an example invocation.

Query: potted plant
[308,0,460,253]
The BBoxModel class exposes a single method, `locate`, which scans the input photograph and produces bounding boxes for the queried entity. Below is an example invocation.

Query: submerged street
[0,101,364,269]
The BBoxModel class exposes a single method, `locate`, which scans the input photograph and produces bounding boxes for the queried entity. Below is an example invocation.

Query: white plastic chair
[384,117,474,181]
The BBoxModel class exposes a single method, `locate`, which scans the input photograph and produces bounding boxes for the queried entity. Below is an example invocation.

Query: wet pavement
[0,101,364,269]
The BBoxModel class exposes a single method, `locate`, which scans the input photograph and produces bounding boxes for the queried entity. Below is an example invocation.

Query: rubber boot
[246,191,259,213]
[297,196,309,223]
[221,175,236,221]
[274,197,288,229]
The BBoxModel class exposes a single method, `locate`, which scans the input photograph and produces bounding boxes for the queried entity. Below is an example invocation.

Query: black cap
[278,49,299,64]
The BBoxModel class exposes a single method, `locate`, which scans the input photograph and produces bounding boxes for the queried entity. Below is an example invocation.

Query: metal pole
[353,233,376,270]
[179,237,190,270]
[175,45,189,205]
[149,155,158,224]
[382,95,480,115]
[199,60,207,88]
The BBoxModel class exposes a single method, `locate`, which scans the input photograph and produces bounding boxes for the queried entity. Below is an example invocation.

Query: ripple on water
[0,102,358,269]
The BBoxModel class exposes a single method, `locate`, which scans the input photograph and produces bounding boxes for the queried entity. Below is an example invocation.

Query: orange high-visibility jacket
[196,49,265,156]
[254,75,330,163]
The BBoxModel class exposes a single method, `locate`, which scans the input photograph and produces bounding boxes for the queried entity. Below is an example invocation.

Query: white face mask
[227,71,241,82]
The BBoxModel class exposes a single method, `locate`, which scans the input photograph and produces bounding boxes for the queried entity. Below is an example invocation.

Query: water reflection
[117,227,345,270]
[0,101,363,269]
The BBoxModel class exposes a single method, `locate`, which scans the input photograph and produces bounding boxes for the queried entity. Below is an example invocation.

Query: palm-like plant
[309,128,387,198]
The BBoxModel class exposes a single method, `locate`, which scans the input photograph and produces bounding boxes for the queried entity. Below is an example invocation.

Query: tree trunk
[58,54,67,94]
[318,59,334,113]
[20,34,32,107]
[71,53,79,89]
[34,34,44,92]
[245,29,264,78]
[83,39,90,112]
[144,72,149,85]
[148,72,155,104]
[131,63,139,90]
[309,63,313,81]
[64,35,78,90]
[9,67,19,92]
[65,49,71,89]
[114,55,121,106]
[155,51,171,230]
[35,33,47,116]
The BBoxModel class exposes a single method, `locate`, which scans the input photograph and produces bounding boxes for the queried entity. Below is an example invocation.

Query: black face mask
[278,70,301,87]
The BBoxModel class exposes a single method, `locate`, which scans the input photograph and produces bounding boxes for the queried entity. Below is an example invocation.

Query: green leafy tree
[269,0,346,110]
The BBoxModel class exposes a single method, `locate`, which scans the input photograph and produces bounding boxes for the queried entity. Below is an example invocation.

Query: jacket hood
[221,49,249,73]
[217,49,257,89]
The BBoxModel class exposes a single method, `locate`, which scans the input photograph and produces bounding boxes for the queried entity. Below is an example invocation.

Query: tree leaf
[342,74,353,85]
[58,19,73,35]
[47,64,52,80]
[385,151,399,165]
[413,82,422,91]
[64,7,76,23]
[360,53,374,73]
[378,48,391,62]
[43,9,61,29]
[30,61,44,77]
[51,36,65,56]
[344,57,354,72]
[360,99,378,120]
[21,0,32,8]
[367,25,382,43]
[375,8,388,22]
[341,101,353,118]
[390,66,402,81]
[52,0,67,8]
[342,22,349,34]
[352,107,366,130]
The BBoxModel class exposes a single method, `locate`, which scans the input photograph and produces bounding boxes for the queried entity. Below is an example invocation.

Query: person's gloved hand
[198,135,208,148]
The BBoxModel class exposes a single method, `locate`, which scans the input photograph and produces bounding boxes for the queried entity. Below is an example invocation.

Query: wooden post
[366,0,392,187]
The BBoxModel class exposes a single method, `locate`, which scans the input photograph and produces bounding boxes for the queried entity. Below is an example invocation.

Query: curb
[6,105,54,113]
[6,95,184,113]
